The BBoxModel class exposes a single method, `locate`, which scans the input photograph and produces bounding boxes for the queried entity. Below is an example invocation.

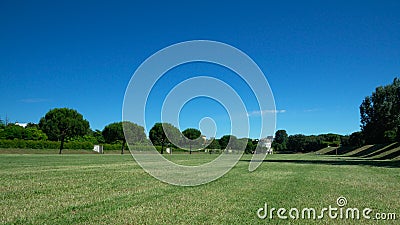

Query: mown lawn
[0,153,399,224]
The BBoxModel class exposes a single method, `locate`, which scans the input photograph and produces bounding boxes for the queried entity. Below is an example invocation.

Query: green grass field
[1,152,399,224]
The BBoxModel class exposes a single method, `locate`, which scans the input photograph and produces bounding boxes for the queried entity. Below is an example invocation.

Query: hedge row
[0,139,94,149]
[0,139,154,151]
[103,143,124,150]
[0,140,130,150]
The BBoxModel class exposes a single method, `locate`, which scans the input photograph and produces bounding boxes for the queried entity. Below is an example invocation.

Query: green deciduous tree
[39,108,89,154]
[219,135,231,150]
[349,132,365,148]
[182,128,201,154]
[26,123,39,129]
[360,78,400,143]
[274,130,288,145]
[149,123,181,154]
[206,138,221,151]
[92,129,105,144]
[340,135,350,147]
[0,124,48,141]
[219,135,244,151]
[287,134,307,152]
[272,130,288,152]
[24,127,48,141]
[245,139,255,154]
[102,121,146,154]
[1,124,25,140]
[235,138,248,153]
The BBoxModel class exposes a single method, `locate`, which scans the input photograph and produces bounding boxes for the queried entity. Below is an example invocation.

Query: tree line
[0,108,256,154]
[272,77,400,152]
[271,130,365,153]
[1,78,398,153]
[148,123,255,154]
[0,108,147,154]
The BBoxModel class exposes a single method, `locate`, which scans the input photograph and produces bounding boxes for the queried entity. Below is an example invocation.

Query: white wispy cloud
[247,109,286,116]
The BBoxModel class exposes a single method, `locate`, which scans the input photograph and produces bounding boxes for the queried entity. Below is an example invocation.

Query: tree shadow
[323,143,400,158]
[325,146,356,155]
[376,147,400,160]
[240,158,400,168]
[349,143,390,157]
[365,143,400,158]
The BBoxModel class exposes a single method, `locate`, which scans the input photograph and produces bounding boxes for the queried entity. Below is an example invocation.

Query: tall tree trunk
[59,137,64,154]
[121,140,126,154]
[161,142,164,154]
[189,143,192,154]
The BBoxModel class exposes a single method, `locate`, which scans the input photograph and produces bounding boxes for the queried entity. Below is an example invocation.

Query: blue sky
[1,0,399,138]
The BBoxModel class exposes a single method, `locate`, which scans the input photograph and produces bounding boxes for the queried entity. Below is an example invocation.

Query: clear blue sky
[1,0,399,138]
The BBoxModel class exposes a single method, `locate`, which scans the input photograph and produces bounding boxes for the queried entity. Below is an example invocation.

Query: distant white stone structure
[258,136,274,154]
[93,145,103,154]
[166,147,171,154]
[201,135,207,145]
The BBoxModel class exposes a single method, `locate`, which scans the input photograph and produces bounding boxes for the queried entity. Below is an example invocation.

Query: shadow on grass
[323,143,400,158]
[240,158,400,168]
[361,143,397,157]
[377,146,400,160]
[349,143,390,157]
[325,146,357,155]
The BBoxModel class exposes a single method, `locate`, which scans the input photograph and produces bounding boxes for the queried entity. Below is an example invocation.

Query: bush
[0,140,15,148]
[103,143,124,150]
[349,131,365,147]
[384,130,397,143]
[0,139,92,150]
